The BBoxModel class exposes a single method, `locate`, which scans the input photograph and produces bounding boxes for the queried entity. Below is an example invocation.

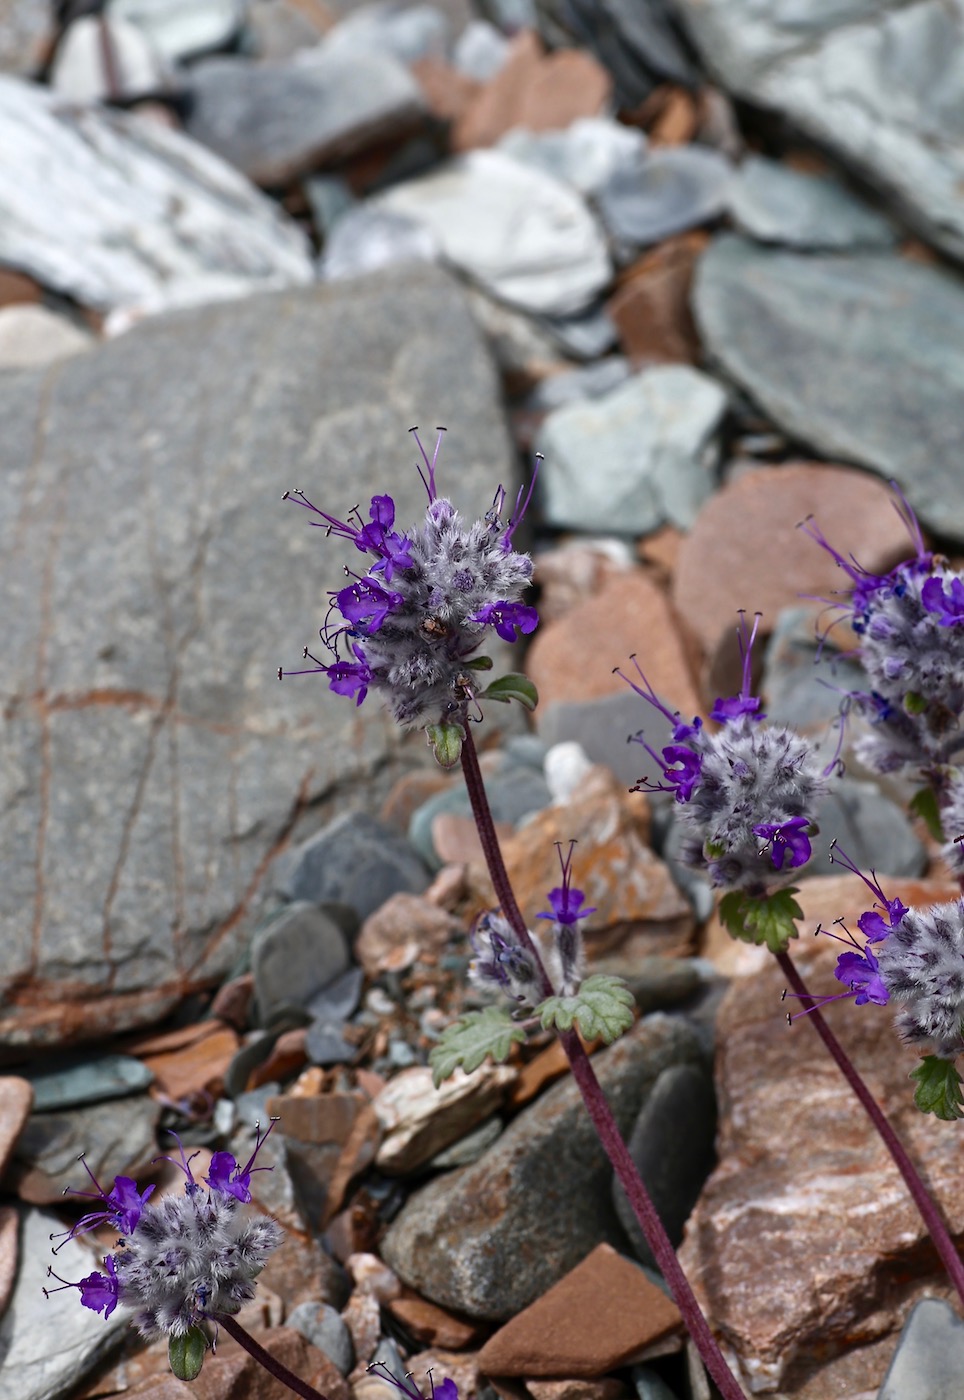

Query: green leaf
[464,654,494,671]
[909,786,944,842]
[719,887,802,954]
[910,1056,964,1120]
[425,721,465,769]
[169,1327,207,1382]
[537,974,635,1045]
[429,1007,527,1087]
[904,690,927,715]
[480,672,538,711]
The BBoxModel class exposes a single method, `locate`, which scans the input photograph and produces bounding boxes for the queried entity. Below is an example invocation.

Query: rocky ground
[3,1,964,1398]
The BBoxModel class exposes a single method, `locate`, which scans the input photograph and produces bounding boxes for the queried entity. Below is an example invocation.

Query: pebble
[452,29,612,152]
[380,1016,705,1319]
[387,1294,483,1348]
[50,13,171,104]
[453,19,511,81]
[524,355,633,412]
[319,206,440,282]
[23,1053,153,1112]
[341,1289,381,1368]
[408,766,551,870]
[374,150,612,316]
[109,0,245,62]
[612,1063,717,1269]
[276,813,430,921]
[428,1114,503,1168]
[595,146,733,251]
[0,305,92,371]
[355,892,459,978]
[477,1243,683,1375]
[0,1206,17,1317]
[877,1297,964,1399]
[286,1301,356,1376]
[0,1079,33,1176]
[373,1063,516,1175]
[535,365,726,534]
[728,155,895,250]
[347,1251,402,1302]
[10,1093,160,1205]
[252,902,351,1025]
[672,461,919,655]
[606,232,706,365]
[809,777,926,880]
[631,1366,680,1400]
[761,604,867,734]
[499,117,647,196]
[694,237,964,542]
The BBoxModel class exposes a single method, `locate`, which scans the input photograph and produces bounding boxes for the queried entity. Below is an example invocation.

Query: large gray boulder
[0,265,514,1048]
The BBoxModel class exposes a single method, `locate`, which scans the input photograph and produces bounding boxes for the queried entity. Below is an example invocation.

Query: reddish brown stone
[0,1206,17,1317]
[411,57,482,124]
[249,1027,308,1089]
[0,268,42,307]
[681,876,964,1392]
[534,539,637,625]
[527,1381,627,1400]
[380,769,453,832]
[408,1349,480,1400]
[0,1078,33,1177]
[633,85,699,146]
[141,1024,239,1102]
[342,1288,381,1367]
[673,463,918,656]
[267,1090,364,1145]
[388,1294,486,1348]
[527,568,702,719]
[210,972,255,1030]
[356,892,461,978]
[453,31,610,151]
[607,233,707,365]
[322,1101,381,1225]
[432,810,512,868]
[478,1243,682,1376]
[507,1039,571,1108]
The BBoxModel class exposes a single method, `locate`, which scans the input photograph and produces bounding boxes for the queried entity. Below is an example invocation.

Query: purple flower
[469,599,539,642]
[327,643,372,705]
[45,1254,120,1320]
[753,816,812,871]
[205,1120,277,1204]
[52,1162,155,1251]
[922,575,964,626]
[828,843,908,936]
[335,578,403,633]
[537,841,597,925]
[710,612,765,724]
[355,496,414,580]
[833,946,890,1006]
[661,744,703,803]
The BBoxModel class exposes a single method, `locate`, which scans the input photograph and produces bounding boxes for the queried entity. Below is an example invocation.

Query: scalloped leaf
[481,673,538,711]
[537,974,635,1045]
[719,887,802,954]
[909,786,944,842]
[425,721,465,769]
[910,1055,964,1120]
[429,1007,527,1087]
[169,1326,207,1382]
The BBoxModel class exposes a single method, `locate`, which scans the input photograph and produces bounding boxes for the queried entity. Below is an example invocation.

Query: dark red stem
[460,727,746,1400]
[215,1313,330,1400]
[778,950,964,1305]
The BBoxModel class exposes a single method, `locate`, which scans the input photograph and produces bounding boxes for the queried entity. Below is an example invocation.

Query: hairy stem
[215,1313,330,1400]
[460,727,746,1400]
[778,951,964,1305]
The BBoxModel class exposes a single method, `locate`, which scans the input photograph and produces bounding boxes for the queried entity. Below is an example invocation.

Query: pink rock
[355,893,461,979]
[0,1078,33,1177]
[0,1206,17,1317]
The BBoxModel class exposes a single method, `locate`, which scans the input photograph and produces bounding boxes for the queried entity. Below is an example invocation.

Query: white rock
[318,1,449,66]
[109,0,245,62]
[0,305,93,369]
[50,14,171,104]
[453,18,510,81]
[374,149,612,316]
[544,740,595,805]
[0,75,312,321]
[535,365,728,535]
[318,205,439,282]
[499,117,645,197]
[373,1062,516,1174]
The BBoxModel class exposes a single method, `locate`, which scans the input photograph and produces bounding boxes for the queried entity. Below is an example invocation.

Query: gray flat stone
[374,149,613,316]
[252,903,350,1023]
[728,155,896,250]
[0,75,312,324]
[877,1297,964,1399]
[672,0,964,262]
[809,777,927,880]
[0,265,514,1049]
[595,146,733,250]
[536,365,727,534]
[694,236,964,542]
[276,811,430,918]
[286,1301,355,1376]
[0,1208,127,1400]
[9,1094,161,1204]
[185,48,426,187]
[319,205,440,282]
[380,1014,704,1320]
[499,117,647,197]
[23,1054,154,1111]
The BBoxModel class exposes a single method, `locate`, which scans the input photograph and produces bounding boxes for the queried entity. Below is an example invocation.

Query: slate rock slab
[276,812,430,918]
[380,1014,705,1319]
[7,1094,161,1205]
[728,155,895,250]
[0,75,312,324]
[877,1297,964,1400]
[694,236,964,542]
[0,265,514,1048]
[671,0,964,262]
[252,903,350,1024]
[185,48,427,187]
[0,1208,127,1400]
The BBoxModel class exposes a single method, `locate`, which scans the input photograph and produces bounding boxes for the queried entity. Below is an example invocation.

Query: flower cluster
[620,613,826,894]
[44,1125,282,1341]
[793,845,964,1060]
[802,488,964,778]
[470,843,594,1003]
[280,429,538,728]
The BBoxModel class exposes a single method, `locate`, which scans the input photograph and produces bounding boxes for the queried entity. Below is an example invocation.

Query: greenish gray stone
[9,1094,160,1203]
[694,236,964,541]
[0,266,513,1049]
[380,1013,704,1320]
[878,1297,964,1399]
[729,156,895,250]
[24,1054,154,1111]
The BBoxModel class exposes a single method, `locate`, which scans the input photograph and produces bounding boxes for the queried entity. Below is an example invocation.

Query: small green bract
[910,1055,964,1121]
[430,1006,526,1087]
[169,1325,207,1381]
[425,721,465,769]
[537,974,634,1045]
[719,887,802,954]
